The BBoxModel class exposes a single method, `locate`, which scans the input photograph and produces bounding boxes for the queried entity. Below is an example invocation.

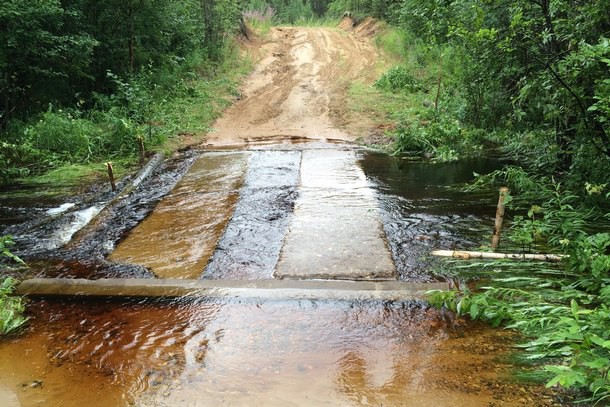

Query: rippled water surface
[0,297,538,407]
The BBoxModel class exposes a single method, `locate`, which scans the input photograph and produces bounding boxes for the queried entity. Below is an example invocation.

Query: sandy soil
[205,26,381,147]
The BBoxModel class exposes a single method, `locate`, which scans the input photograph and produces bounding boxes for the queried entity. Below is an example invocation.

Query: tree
[0,0,96,126]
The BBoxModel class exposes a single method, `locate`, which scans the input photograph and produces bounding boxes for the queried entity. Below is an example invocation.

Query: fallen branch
[431,250,564,263]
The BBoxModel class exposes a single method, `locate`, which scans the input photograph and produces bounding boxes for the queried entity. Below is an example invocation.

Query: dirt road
[205,26,381,146]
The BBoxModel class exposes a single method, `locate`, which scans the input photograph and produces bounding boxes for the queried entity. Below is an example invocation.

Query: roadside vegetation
[321,0,610,403]
[0,0,249,186]
[0,236,28,336]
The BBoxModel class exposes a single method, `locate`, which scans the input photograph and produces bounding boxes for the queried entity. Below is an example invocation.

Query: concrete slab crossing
[16,278,448,301]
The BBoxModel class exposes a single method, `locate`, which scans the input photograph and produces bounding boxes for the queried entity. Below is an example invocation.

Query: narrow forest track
[205,26,381,146]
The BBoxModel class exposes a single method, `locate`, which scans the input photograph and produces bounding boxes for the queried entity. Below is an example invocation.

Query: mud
[205,27,380,147]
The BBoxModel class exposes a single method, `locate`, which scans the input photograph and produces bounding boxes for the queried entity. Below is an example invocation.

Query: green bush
[374,66,422,93]
[428,179,610,404]
[0,236,28,336]
[392,110,476,161]
[26,108,100,160]
[0,277,27,336]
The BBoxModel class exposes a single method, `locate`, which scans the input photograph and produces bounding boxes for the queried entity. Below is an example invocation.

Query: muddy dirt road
[206,26,381,146]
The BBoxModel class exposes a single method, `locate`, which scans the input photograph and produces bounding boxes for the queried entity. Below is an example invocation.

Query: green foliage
[0,0,98,125]
[384,0,610,182]
[0,236,25,266]
[428,175,610,403]
[0,0,251,184]
[243,0,325,24]
[0,236,28,336]
[374,66,422,93]
[326,0,395,19]
[391,109,482,161]
[0,277,28,336]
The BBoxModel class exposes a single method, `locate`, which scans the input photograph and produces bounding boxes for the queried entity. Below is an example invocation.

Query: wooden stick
[491,187,509,251]
[431,250,564,263]
[434,73,442,111]
[106,162,116,192]
[137,136,145,166]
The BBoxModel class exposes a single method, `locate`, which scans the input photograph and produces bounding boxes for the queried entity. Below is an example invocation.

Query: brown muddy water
[0,297,557,407]
[0,144,561,406]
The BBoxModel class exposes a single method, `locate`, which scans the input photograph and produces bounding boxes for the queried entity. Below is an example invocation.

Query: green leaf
[570,299,579,320]
[470,303,480,319]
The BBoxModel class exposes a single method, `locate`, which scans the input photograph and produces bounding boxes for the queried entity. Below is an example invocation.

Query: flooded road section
[0,297,556,407]
[109,153,248,279]
[276,149,396,280]
[108,146,501,281]
[203,151,300,279]
[0,147,561,406]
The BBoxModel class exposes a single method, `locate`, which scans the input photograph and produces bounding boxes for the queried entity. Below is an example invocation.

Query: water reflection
[110,152,248,278]
[0,295,556,406]
[358,153,506,280]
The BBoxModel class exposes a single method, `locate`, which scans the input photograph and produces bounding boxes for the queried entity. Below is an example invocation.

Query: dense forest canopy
[0,0,240,125]
[2,0,608,186]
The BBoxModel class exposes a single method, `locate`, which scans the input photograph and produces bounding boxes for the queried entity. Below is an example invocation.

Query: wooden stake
[137,136,145,166]
[434,73,442,111]
[491,187,509,251]
[106,162,116,192]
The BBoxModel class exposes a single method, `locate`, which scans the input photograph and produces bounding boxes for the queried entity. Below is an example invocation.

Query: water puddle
[359,153,506,280]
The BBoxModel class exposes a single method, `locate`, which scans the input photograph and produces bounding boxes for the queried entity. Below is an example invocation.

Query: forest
[1,0,609,404]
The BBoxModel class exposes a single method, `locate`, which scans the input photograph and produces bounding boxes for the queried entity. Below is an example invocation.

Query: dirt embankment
[205,25,383,147]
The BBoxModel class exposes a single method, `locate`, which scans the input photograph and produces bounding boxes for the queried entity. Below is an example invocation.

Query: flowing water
[0,144,560,406]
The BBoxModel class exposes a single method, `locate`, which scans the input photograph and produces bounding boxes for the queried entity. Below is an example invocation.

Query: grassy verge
[348,23,486,160]
[1,36,256,188]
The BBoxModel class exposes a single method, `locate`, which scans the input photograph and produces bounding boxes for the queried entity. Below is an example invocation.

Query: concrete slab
[275,149,396,280]
[109,152,248,279]
[16,278,448,302]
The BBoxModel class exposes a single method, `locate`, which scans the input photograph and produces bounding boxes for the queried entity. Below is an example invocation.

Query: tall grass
[1,37,253,185]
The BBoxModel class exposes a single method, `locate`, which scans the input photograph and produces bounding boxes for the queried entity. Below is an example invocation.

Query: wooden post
[137,136,145,166]
[434,73,442,111]
[491,187,509,251]
[106,162,116,192]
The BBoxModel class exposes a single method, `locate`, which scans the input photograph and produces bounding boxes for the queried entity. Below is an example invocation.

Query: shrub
[374,66,422,93]
[0,236,28,336]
